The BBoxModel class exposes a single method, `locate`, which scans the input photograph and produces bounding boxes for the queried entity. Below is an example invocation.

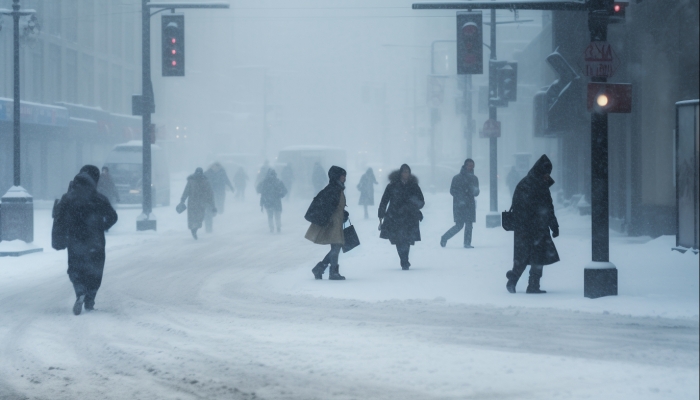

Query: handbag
[342,219,360,253]
[502,206,516,231]
[176,202,187,214]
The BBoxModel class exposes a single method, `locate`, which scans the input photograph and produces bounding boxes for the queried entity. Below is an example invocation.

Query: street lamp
[0,0,42,256]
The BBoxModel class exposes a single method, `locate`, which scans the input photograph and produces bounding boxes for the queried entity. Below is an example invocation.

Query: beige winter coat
[305,191,346,245]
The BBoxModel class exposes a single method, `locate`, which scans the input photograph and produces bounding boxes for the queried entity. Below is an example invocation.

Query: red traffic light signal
[612,1,628,18]
[457,11,483,75]
[587,83,632,113]
[162,15,185,77]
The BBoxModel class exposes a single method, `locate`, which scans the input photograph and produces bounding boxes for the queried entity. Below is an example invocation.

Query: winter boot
[526,275,546,294]
[401,260,411,270]
[329,264,346,280]
[73,295,85,316]
[191,229,198,240]
[312,262,328,280]
[440,237,447,248]
[506,270,520,293]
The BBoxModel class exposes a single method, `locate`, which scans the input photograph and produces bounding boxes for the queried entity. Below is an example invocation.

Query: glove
[552,227,559,238]
[343,210,349,223]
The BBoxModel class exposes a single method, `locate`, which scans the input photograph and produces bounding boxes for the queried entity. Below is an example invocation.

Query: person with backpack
[305,166,349,280]
[52,165,118,315]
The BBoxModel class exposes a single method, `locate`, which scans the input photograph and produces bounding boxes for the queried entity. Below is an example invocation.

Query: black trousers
[441,221,473,246]
[67,247,106,308]
[396,243,410,267]
[511,262,543,279]
[321,244,342,266]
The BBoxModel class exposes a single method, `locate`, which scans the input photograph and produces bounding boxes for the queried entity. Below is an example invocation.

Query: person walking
[257,169,287,233]
[357,167,378,219]
[505,155,560,294]
[305,166,348,280]
[52,165,118,315]
[179,168,216,240]
[233,167,249,201]
[378,164,425,270]
[96,166,120,205]
[204,162,235,233]
[440,159,480,248]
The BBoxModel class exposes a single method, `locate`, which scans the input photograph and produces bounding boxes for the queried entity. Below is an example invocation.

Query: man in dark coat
[53,165,118,315]
[357,167,378,219]
[179,168,216,240]
[233,168,249,201]
[257,169,288,233]
[440,159,480,248]
[378,164,425,270]
[96,166,119,205]
[506,155,560,294]
[204,163,234,233]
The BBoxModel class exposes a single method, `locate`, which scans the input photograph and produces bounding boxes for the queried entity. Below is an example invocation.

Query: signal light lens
[614,4,621,12]
[172,50,176,55]
[172,61,177,66]
[596,94,609,107]
[171,38,176,44]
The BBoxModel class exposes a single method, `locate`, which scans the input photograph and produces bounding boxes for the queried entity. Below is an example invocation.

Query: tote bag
[342,220,360,253]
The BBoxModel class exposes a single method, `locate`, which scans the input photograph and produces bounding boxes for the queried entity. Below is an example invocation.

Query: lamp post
[0,1,42,255]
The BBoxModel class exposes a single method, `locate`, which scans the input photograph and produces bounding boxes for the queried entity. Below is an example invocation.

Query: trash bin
[0,186,34,243]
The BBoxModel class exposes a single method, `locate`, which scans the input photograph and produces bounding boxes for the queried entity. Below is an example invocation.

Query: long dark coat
[357,169,378,206]
[181,172,216,230]
[257,170,287,212]
[53,172,118,280]
[511,155,560,266]
[205,165,234,212]
[378,171,425,245]
[450,166,480,223]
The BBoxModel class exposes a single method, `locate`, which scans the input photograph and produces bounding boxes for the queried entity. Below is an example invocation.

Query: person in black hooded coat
[506,154,560,294]
[53,165,118,315]
[378,164,425,270]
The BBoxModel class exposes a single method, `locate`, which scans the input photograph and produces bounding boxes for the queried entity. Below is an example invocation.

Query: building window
[32,46,44,103]
[112,65,122,113]
[48,44,62,102]
[66,49,77,103]
[98,59,109,109]
[111,0,123,59]
[64,0,78,43]
[80,54,94,105]
[46,0,62,37]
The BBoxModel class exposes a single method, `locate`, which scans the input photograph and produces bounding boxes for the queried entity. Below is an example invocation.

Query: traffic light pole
[584,11,617,298]
[136,1,229,231]
[486,9,501,228]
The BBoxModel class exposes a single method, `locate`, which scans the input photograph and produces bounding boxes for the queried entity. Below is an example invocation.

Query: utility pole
[463,74,473,158]
[486,9,501,227]
[0,1,41,254]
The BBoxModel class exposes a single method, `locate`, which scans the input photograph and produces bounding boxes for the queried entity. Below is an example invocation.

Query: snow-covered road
[1,179,698,399]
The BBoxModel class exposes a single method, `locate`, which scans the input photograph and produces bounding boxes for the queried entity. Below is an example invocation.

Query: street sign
[480,119,501,138]
[584,41,620,78]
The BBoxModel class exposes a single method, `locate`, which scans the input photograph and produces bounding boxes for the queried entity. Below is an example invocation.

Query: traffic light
[612,1,627,18]
[456,11,483,75]
[162,15,185,77]
[497,62,518,102]
[587,83,632,113]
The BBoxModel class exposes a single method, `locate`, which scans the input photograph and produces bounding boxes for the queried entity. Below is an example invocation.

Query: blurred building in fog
[0,0,142,199]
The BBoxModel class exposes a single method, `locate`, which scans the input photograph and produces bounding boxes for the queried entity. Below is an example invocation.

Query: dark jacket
[357,169,378,206]
[511,155,560,266]
[53,172,118,254]
[205,166,234,196]
[96,172,119,204]
[305,166,347,226]
[378,170,425,245]
[181,171,216,230]
[450,166,480,223]
[257,170,287,211]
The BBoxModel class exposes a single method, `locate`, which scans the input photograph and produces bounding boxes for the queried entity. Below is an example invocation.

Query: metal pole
[142,0,153,218]
[465,74,473,158]
[12,0,20,187]
[487,8,499,224]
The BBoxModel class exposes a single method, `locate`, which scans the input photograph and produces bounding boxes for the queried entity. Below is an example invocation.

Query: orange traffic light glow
[596,94,609,107]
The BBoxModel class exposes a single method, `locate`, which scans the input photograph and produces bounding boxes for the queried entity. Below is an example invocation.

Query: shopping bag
[502,207,516,231]
[176,202,187,214]
[342,220,360,253]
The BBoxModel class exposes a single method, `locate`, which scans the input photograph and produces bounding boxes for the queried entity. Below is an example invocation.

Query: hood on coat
[267,169,277,179]
[79,165,101,185]
[188,168,208,181]
[388,169,419,185]
[71,172,97,195]
[328,166,346,182]
[528,154,555,187]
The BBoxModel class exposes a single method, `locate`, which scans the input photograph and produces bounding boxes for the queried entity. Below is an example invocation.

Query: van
[104,141,170,206]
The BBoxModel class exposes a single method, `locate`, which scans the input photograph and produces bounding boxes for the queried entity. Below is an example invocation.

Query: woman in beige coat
[304,166,348,280]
